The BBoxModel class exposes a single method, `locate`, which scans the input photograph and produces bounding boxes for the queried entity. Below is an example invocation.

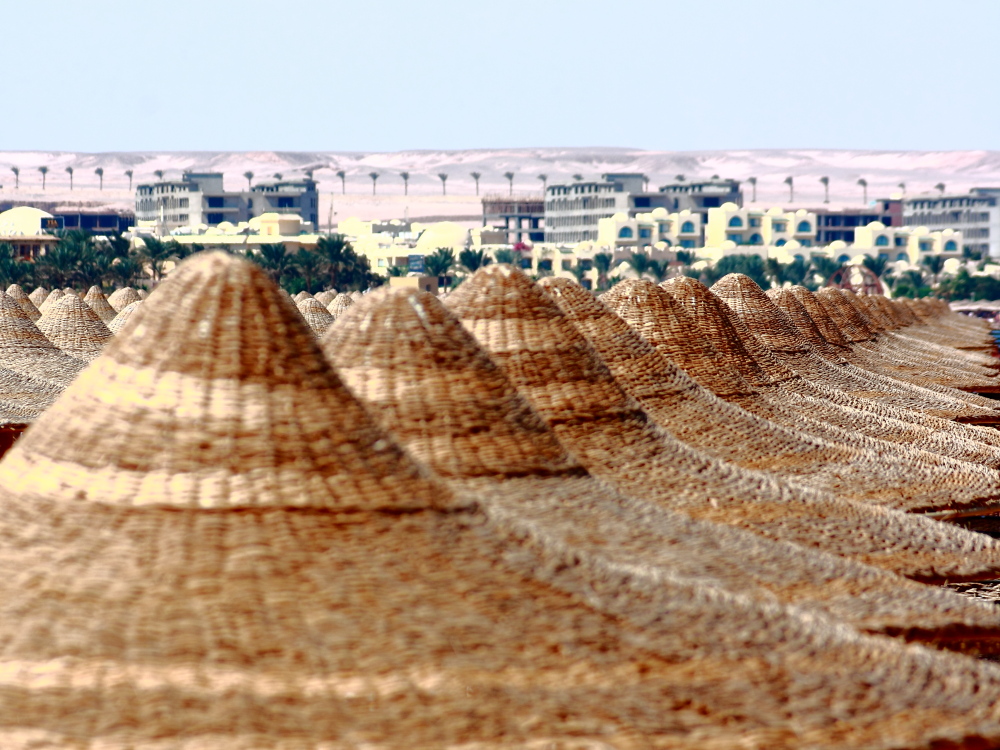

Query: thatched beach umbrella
[5,284,40,322]
[136,287,148,300]
[445,265,1000,580]
[27,286,47,308]
[36,294,114,363]
[712,274,1000,423]
[9,253,1000,746]
[82,285,118,324]
[293,290,312,302]
[296,296,334,336]
[323,285,1000,652]
[107,286,141,313]
[327,291,354,319]
[107,300,142,334]
[36,287,64,315]
[315,289,336,306]
[0,293,85,387]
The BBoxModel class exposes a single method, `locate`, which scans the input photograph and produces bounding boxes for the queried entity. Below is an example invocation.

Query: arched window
[944,240,957,251]
[618,227,633,239]
[775,239,787,246]
[681,221,695,233]
[749,233,763,245]
[728,216,743,228]
[838,254,850,263]
[793,254,804,261]
[877,253,889,261]
[796,221,811,233]
[875,235,889,246]
[659,223,670,235]
[896,252,908,261]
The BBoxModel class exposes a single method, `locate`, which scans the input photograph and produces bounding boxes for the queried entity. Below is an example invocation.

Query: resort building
[544,177,632,244]
[481,194,545,244]
[812,199,902,245]
[705,203,818,248]
[134,172,319,236]
[596,208,703,250]
[852,222,963,265]
[903,189,1000,259]
[657,178,742,214]
[139,213,321,254]
[0,206,61,258]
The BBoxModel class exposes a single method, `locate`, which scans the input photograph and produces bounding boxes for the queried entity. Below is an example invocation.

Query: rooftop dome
[0,206,54,236]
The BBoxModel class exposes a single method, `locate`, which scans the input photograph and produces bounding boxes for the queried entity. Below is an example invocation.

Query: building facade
[657,178,742,214]
[903,189,1000,259]
[813,199,902,245]
[705,204,818,248]
[481,195,544,244]
[135,172,318,235]
[544,179,630,243]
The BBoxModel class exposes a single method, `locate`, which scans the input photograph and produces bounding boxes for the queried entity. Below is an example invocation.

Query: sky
[4,0,998,152]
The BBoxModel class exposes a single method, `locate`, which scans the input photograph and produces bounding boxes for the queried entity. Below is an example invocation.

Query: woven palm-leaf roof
[5,284,40,322]
[107,286,141,312]
[295,296,334,336]
[327,291,354,319]
[445,265,1000,581]
[8,253,1000,746]
[322,284,1000,652]
[82,285,118,324]
[0,293,85,387]
[26,287,47,308]
[36,288,65,315]
[37,294,113,363]
[107,300,142,335]
[314,289,336,306]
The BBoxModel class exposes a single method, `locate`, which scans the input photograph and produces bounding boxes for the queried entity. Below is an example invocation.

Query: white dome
[0,206,54,236]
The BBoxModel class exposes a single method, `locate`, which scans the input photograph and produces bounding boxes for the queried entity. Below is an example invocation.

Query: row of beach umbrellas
[0,253,996,745]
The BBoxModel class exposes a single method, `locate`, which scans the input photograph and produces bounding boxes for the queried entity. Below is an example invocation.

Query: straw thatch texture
[82,285,118,324]
[603,278,1000,514]
[445,265,1000,581]
[293,290,312,302]
[107,286,141,312]
[544,276,1000,509]
[5,285,40,322]
[296,296,335,336]
[328,291,354,319]
[350,290,363,301]
[136,288,148,299]
[36,288,64,315]
[901,297,997,350]
[711,273,1000,422]
[26,287,47,308]
[107,300,142,334]
[314,289,336,306]
[323,284,1000,651]
[12,253,1000,747]
[36,294,114,363]
[0,367,62,427]
[0,293,85,387]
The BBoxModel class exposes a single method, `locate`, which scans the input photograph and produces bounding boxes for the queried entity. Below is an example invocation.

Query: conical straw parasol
[711,274,1000,423]
[445,265,1000,580]
[314,289,336,306]
[107,286,141,312]
[36,294,114,363]
[136,287,148,299]
[82,285,118,324]
[9,252,1000,746]
[107,300,142,334]
[323,284,1000,653]
[657,277,1000,467]
[0,292,85,387]
[350,289,363,301]
[296,296,334,336]
[543,276,1000,509]
[5,285,40,322]
[327,291,354,319]
[36,287,65,315]
[26,286,47,308]
[292,290,312,302]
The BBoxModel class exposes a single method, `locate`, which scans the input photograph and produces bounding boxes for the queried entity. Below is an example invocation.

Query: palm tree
[10,166,18,190]
[243,171,254,190]
[336,170,346,194]
[747,176,757,202]
[38,166,48,190]
[293,247,324,292]
[315,234,350,290]
[154,169,164,181]
[897,182,906,196]
[65,166,74,191]
[369,172,379,195]
[94,167,104,191]
[304,169,315,180]
[399,171,409,196]
[503,172,515,196]
[125,169,133,191]
[674,174,685,182]
[935,182,946,195]
[642,174,650,191]
[493,248,517,265]
[136,236,182,282]
[245,243,292,285]
[862,255,889,278]
[783,176,794,203]
[273,173,283,180]
[629,252,651,279]
[594,252,613,291]
[459,248,491,273]
[470,172,481,196]
[573,174,584,182]
[857,178,868,204]
[537,174,548,194]
[438,173,448,195]
[424,247,456,287]
[819,176,829,203]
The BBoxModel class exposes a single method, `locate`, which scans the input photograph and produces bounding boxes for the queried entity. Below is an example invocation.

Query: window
[633,197,651,208]
[775,239,787,246]
[681,221,695,233]
[207,197,224,208]
[793,254,804,261]
[878,253,889,261]
[206,212,224,224]
[800,239,812,247]
[539,259,552,271]
[618,227,633,239]
[639,228,652,239]
[377,258,387,267]
[659,223,670,235]
[179,198,189,208]
[895,237,905,246]
[579,259,593,271]
[773,222,786,232]
[896,252,908,261]
[728,216,743,228]
[749,233,763,245]
[520,257,532,269]
[277,196,295,209]
[944,240,957,251]
[680,239,695,248]
[727,234,742,243]
[919,241,931,252]
[875,235,889,246]
[838,254,850,263]
[796,221,811,233]
[749,218,761,227]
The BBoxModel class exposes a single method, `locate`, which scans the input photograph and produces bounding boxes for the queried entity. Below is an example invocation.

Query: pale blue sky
[5,0,997,152]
